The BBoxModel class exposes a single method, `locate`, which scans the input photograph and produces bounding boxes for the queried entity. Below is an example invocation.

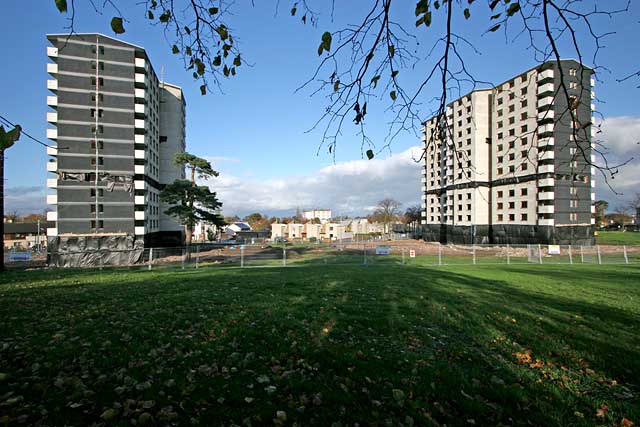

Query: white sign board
[9,250,32,262]
[548,245,561,255]
[375,246,391,255]
[409,250,416,258]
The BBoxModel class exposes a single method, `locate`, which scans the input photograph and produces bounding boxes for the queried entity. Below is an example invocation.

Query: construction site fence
[5,242,640,271]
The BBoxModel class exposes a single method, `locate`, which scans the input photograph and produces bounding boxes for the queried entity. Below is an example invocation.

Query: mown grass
[596,231,640,246]
[0,264,638,426]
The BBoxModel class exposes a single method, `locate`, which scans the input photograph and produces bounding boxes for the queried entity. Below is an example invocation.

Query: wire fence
[5,241,640,271]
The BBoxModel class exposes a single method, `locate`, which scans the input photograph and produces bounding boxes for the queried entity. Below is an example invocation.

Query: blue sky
[1,1,639,216]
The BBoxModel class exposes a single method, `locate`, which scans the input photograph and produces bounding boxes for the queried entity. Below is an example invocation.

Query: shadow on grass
[0,264,638,426]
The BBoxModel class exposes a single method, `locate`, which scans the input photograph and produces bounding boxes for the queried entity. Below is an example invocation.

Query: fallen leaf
[596,404,608,418]
[621,418,634,427]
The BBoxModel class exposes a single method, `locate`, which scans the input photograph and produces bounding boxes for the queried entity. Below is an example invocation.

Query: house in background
[302,209,332,223]
[3,222,51,250]
[224,222,252,236]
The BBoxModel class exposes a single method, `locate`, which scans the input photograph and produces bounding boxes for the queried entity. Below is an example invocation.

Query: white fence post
[538,244,543,264]
[282,246,287,267]
[363,243,367,266]
[195,245,199,269]
[240,245,244,268]
[623,245,629,265]
[182,247,186,270]
[580,245,584,264]
[472,244,476,265]
[506,244,510,265]
[597,245,602,265]
[148,247,153,271]
[438,244,442,266]
[568,245,573,265]
[402,247,406,265]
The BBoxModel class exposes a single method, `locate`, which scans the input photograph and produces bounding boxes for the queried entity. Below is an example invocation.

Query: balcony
[421,176,427,184]
[134,195,146,205]
[590,78,595,87]
[47,46,58,58]
[47,227,58,237]
[134,226,146,236]
[538,109,554,121]
[538,191,555,200]
[135,57,146,69]
[591,205,596,214]
[46,128,57,140]
[135,104,145,114]
[591,103,596,112]
[537,83,554,96]
[134,119,145,129]
[538,178,554,187]
[46,178,58,188]
[591,192,596,201]
[46,96,58,107]
[538,151,554,161]
[46,146,57,156]
[46,194,57,205]
[134,134,145,144]
[135,73,146,86]
[134,180,145,190]
[46,160,57,172]
[47,63,58,75]
[421,203,427,209]
[135,88,146,99]
[46,211,58,221]
[537,97,552,109]
[539,219,555,226]
[47,79,58,91]
[134,150,145,159]
[134,211,145,220]
[46,112,57,123]
[134,164,145,174]
[538,164,554,174]
[538,123,554,135]
[538,205,555,214]
[590,154,596,163]
[538,137,554,148]
[537,69,554,81]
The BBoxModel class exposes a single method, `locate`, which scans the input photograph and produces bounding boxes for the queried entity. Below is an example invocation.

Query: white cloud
[4,186,46,215]
[595,116,640,206]
[203,146,424,217]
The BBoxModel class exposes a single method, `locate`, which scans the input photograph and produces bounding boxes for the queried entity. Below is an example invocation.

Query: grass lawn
[597,231,640,246]
[0,264,638,426]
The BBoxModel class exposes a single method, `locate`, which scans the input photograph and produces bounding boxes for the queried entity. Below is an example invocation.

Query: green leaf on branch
[390,90,397,101]
[415,0,429,16]
[490,13,501,20]
[488,24,501,32]
[507,2,520,16]
[110,17,125,34]
[366,149,374,160]
[434,1,440,9]
[216,25,229,40]
[223,65,230,77]
[489,0,500,10]
[291,6,297,16]
[159,10,171,22]
[392,70,399,78]
[186,47,192,56]
[233,55,241,67]
[147,10,154,19]
[464,8,471,19]
[200,85,206,95]
[54,0,67,13]
[321,31,332,52]
[333,80,340,92]
[184,26,191,35]
[208,7,218,15]
[172,45,179,54]
[213,56,221,66]
[371,75,380,88]
[195,59,205,76]
[388,45,395,58]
